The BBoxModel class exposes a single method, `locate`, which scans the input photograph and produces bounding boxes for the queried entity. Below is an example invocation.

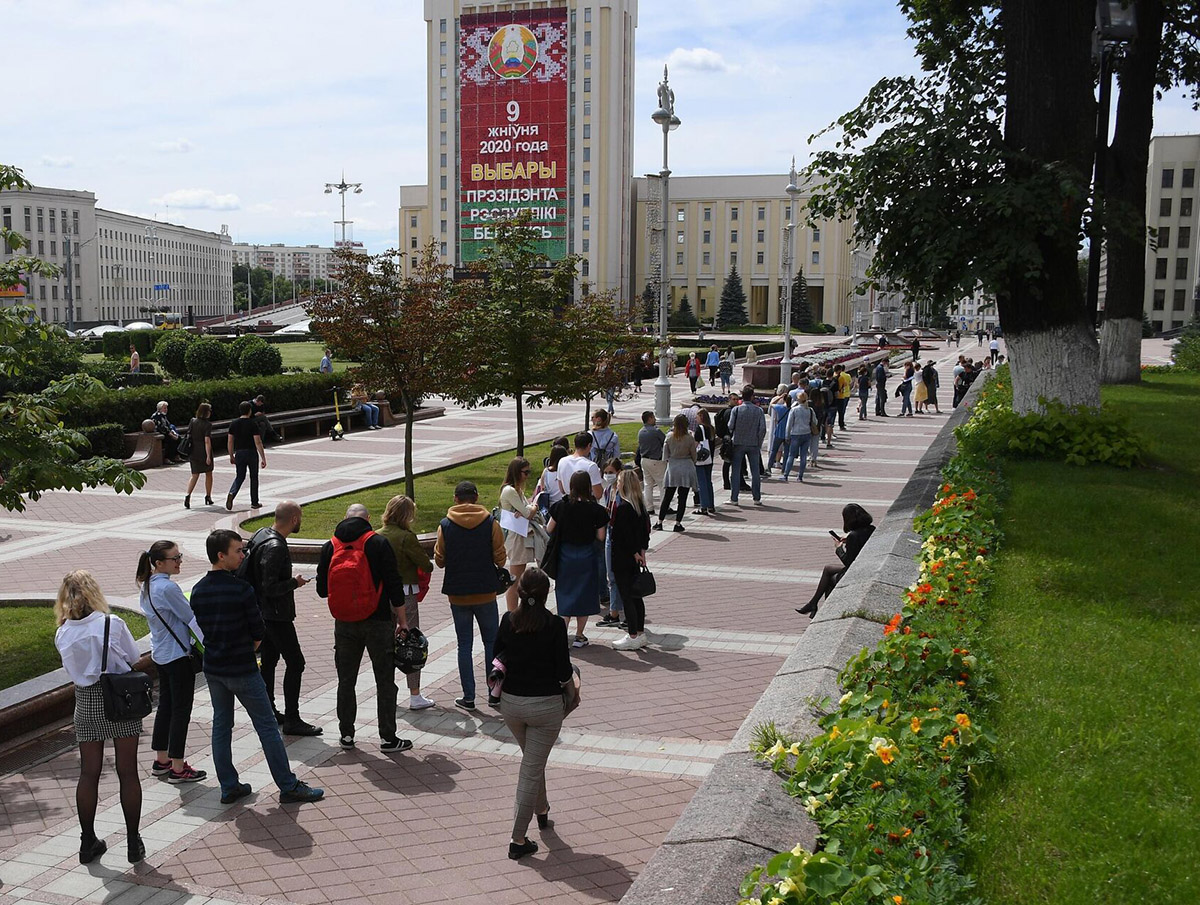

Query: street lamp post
[652,66,681,422]
[324,172,363,246]
[781,158,801,385]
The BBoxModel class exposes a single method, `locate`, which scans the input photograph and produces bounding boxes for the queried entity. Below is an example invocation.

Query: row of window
[1159,196,1194,218]
[675,227,820,245]
[1154,226,1192,250]
[675,205,805,225]
[1154,257,1191,280]
[1161,167,1197,189]
[1151,288,1195,310]
[1,206,80,235]
[672,250,820,268]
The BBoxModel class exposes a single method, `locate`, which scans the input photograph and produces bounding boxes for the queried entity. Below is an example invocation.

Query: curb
[619,377,987,905]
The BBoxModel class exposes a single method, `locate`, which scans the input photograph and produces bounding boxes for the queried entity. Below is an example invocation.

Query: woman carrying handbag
[137,541,207,785]
[54,570,147,865]
[610,469,653,651]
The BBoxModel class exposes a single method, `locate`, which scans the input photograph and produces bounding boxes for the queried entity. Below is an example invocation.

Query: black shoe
[280,781,324,804]
[653,521,664,531]
[796,602,818,617]
[250,500,262,508]
[509,838,539,860]
[673,523,685,533]
[281,719,323,737]
[220,782,253,804]
[273,709,284,724]
[204,496,214,506]
[79,835,107,865]
[597,615,621,627]
[127,834,145,864]
[380,737,413,753]
[537,809,553,829]
[455,697,477,712]
[225,494,234,511]
[184,495,190,509]
[339,735,356,749]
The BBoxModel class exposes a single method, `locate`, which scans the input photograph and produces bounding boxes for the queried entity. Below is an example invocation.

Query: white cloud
[154,139,194,154]
[152,189,241,211]
[666,47,731,73]
[40,155,74,168]
[291,210,325,219]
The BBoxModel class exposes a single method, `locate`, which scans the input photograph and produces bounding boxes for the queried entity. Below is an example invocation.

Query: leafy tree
[669,293,699,330]
[717,267,748,329]
[790,267,816,332]
[309,243,462,499]
[641,281,659,325]
[556,291,652,428]
[0,164,146,511]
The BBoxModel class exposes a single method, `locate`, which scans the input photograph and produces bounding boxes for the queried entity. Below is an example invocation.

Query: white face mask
[602,473,618,487]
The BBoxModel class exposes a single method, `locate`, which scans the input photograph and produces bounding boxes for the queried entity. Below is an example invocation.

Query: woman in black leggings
[797,504,875,617]
[610,469,652,651]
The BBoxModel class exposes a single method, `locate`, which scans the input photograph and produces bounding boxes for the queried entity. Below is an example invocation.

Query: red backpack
[326,531,380,622]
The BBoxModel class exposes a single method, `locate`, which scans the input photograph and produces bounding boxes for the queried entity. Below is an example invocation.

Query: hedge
[239,342,283,376]
[75,423,128,459]
[184,338,230,380]
[68,373,343,432]
[102,330,158,360]
[155,331,195,377]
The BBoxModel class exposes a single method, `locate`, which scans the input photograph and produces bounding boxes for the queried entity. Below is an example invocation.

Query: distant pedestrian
[657,413,699,529]
[914,365,929,413]
[765,390,789,474]
[666,343,676,377]
[692,409,717,515]
[557,432,603,501]
[874,360,890,417]
[610,469,652,651]
[152,401,182,463]
[495,568,573,860]
[899,363,915,417]
[716,393,751,492]
[184,402,214,509]
[547,471,609,646]
[705,345,721,383]
[922,361,941,413]
[350,383,381,430]
[225,401,265,511]
[252,395,283,444]
[378,494,437,711]
[834,364,852,430]
[243,501,320,736]
[319,349,333,373]
[719,351,734,394]
[796,504,875,617]
[435,481,507,708]
[589,410,621,470]
[499,457,539,612]
[782,394,816,482]
[534,446,568,517]
[635,411,667,512]
[137,542,206,784]
[317,504,412,751]
[729,387,766,504]
[856,365,871,420]
[190,529,325,805]
[911,337,920,362]
[745,344,758,364]
[129,344,140,374]
[55,570,145,865]
[684,352,702,393]
[989,336,999,365]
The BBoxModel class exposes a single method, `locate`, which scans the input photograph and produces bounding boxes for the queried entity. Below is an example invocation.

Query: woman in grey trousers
[494,568,574,859]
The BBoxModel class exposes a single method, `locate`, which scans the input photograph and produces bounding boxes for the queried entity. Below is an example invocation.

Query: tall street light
[324,172,363,246]
[652,65,680,422]
[781,158,801,384]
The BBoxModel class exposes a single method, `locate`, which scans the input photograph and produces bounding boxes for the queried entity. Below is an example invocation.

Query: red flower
[883,613,903,635]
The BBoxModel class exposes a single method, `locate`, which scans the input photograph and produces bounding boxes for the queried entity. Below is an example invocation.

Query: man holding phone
[242,501,321,736]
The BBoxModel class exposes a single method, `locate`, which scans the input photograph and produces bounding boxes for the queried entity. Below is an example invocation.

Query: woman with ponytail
[493,568,573,860]
[136,541,206,784]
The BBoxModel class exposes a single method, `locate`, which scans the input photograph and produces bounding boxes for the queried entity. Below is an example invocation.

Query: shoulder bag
[145,581,204,675]
[99,616,154,721]
[538,519,562,579]
[631,564,657,598]
[177,422,193,458]
[562,664,582,716]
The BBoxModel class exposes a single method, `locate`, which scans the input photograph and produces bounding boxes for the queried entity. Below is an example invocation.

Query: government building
[1143,133,1200,333]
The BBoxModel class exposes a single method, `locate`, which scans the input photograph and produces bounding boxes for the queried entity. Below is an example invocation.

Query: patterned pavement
[0,344,970,905]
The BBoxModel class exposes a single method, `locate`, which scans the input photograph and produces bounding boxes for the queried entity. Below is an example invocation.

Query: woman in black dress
[796,504,875,617]
[547,471,609,648]
[184,402,214,508]
[610,469,652,651]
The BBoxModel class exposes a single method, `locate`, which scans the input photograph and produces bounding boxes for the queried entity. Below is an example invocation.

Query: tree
[717,267,748,329]
[669,293,699,330]
[308,243,461,500]
[790,267,816,332]
[641,282,658,325]
[0,165,146,511]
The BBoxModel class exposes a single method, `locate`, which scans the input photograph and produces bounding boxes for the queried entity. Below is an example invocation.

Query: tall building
[1144,134,1200,332]
[401,0,637,295]
[232,243,337,285]
[1,184,234,326]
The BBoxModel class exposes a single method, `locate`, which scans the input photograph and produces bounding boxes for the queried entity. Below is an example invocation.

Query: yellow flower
[778,877,800,895]
[910,717,922,734]
[955,713,972,729]
[766,741,786,759]
[882,699,890,710]
[828,725,842,741]
[870,736,898,765]
[893,896,904,904]
[788,743,802,756]
[791,842,808,856]
[941,735,958,749]
[767,898,783,905]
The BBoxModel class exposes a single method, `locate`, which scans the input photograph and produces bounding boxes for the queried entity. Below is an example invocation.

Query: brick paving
[0,343,973,905]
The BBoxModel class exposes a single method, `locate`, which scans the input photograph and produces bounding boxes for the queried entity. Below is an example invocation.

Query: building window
[676,209,685,222]
[440,220,447,234]
[440,86,447,100]
[440,175,447,189]
[676,252,684,266]
[676,231,684,244]
[1158,226,1171,249]
[583,193,590,207]
[1,207,9,230]
[1176,258,1189,280]
[703,251,711,266]
[812,251,820,265]
[582,100,591,117]
[584,54,591,69]
[1181,197,1194,217]
[703,230,711,244]
[411,236,418,249]
[582,238,590,252]
[584,30,591,46]
[440,153,447,167]
[440,108,447,123]
[756,251,765,265]
[1163,168,1175,189]
[582,259,590,277]
[440,41,446,55]
[583,170,591,185]
[49,210,56,233]
[410,215,418,228]
[583,124,591,139]
[730,252,738,266]
[51,285,58,300]
[440,130,447,146]
[583,147,591,162]
[1153,289,1166,309]
[757,206,765,221]
[756,229,764,243]
[441,198,447,211]
[812,227,821,242]
[582,216,590,231]
[583,77,591,92]
[1156,258,1168,279]
[730,207,739,221]
[1179,226,1191,248]
[37,240,44,255]
[1175,288,1187,310]
[1185,168,1196,188]
[730,230,738,243]
[703,207,711,221]
[440,65,447,78]
[440,242,447,256]
[24,207,31,231]
[50,240,56,256]
[1161,197,1173,217]
[440,18,446,32]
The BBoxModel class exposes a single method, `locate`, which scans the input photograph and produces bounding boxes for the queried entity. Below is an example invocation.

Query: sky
[6,0,1198,255]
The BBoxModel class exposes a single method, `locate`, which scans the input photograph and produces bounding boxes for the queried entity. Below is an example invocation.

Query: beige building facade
[1144,134,1200,332]
[232,243,337,284]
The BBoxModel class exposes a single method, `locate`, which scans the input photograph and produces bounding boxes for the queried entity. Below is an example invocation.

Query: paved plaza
[2,346,971,905]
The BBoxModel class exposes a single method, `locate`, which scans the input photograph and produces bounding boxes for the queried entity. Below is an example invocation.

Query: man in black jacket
[245,500,319,736]
[316,503,411,753]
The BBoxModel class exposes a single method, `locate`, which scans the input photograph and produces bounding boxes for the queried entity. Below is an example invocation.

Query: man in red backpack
[316,503,411,752]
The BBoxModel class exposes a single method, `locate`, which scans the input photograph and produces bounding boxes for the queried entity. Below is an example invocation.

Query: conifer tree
[716,267,748,328]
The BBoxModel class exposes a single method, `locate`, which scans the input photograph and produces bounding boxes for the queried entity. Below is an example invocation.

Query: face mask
[602,473,618,487]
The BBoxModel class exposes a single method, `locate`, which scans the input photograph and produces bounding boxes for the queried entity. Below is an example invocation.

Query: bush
[82,361,164,389]
[228,334,267,368]
[184,338,230,380]
[75,423,128,459]
[239,342,283,377]
[102,330,157,360]
[0,336,83,394]
[67,373,343,431]
[154,331,195,378]
[1173,335,1200,371]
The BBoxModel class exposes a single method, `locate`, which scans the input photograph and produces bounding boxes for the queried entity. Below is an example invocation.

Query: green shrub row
[68,372,343,432]
[75,423,128,459]
[1174,334,1200,371]
[102,330,159,360]
[153,331,284,380]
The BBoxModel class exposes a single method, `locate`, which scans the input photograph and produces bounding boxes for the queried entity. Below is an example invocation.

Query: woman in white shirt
[534,446,568,516]
[54,569,145,865]
[137,541,206,785]
[499,457,539,612]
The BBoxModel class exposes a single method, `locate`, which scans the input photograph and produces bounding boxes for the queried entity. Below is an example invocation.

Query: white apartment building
[1144,134,1200,332]
[232,243,337,285]
[1,184,234,326]
[401,0,637,295]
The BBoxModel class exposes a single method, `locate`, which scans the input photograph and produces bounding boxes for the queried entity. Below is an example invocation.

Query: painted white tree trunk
[1005,323,1101,413]
[1098,317,1143,384]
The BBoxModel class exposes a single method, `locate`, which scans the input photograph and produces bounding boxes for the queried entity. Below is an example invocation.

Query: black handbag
[631,565,657,598]
[145,582,204,675]
[177,433,193,457]
[538,527,562,579]
[99,616,154,721]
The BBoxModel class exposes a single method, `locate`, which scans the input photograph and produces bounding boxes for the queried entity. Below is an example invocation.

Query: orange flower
[910,717,922,733]
[901,827,913,839]
[964,489,977,501]
[955,713,972,729]
[871,781,883,790]
[893,895,904,904]
[941,735,957,749]
[883,613,903,635]
[879,747,896,765]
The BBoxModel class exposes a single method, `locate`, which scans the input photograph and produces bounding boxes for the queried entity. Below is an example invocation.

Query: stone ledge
[620,839,783,905]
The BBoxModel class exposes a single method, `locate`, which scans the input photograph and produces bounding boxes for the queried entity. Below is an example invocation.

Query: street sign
[154,284,170,291]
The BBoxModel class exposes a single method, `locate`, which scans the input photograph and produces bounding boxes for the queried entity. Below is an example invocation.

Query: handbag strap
[101,614,110,673]
[145,578,190,657]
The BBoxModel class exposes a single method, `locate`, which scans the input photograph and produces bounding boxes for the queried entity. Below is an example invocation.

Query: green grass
[966,372,1200,904]
[0,606,150,691]
[242,420,646,538]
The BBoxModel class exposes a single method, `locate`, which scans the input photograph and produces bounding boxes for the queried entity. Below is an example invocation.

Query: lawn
[0,606,151,691]
[966,371,1200,904]
[242,420,646,539]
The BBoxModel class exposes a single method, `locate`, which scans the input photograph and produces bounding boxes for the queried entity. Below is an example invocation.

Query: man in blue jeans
[728,386,767,505]
[434,481,506,711]
[191,529,324,805]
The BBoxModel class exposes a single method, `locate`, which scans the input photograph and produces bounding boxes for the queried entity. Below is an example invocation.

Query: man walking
[989,336,999,365]
[874,359,890,417]
[243,501,320,736]
[728,386,766,505]
[316,503,412,752]
[635,411,667,512]
[434,482,506,711]
[704,345,721,384]
[226,401,265,511]
[319,349,333,374]
[834,364,852,431]
[191,529,324,805]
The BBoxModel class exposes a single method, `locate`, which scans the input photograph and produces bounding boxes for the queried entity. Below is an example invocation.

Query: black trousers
[659,487,690,524]
[722,450,753,490]
[151,656,196,759]
[613,567,645,635]
[259,619,306,719]
[335,619,397,741]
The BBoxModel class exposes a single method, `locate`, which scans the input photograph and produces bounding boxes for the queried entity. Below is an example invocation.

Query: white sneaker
[612,634,637,650]
[629,634,649,650]
[409,694,436,711]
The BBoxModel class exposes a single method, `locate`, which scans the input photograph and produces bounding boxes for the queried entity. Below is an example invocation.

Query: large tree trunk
[1100,0,1165,384]
[1001,0,1102,411]
[515,389,525,456]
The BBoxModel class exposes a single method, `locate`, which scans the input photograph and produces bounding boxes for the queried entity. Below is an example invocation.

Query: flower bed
[739,415,1004,905]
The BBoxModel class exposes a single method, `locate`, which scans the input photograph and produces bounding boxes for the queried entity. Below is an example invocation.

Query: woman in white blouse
[54,570,145,865]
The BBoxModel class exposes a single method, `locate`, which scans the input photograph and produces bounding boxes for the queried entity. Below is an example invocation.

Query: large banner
[458,8,568,262]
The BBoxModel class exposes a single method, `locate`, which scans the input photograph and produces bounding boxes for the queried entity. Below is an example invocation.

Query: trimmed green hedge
[184,338,229,380]
[102,330,158,360]
[239,342,283,376]
[76,423,128,459]
[68,373,343,431]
